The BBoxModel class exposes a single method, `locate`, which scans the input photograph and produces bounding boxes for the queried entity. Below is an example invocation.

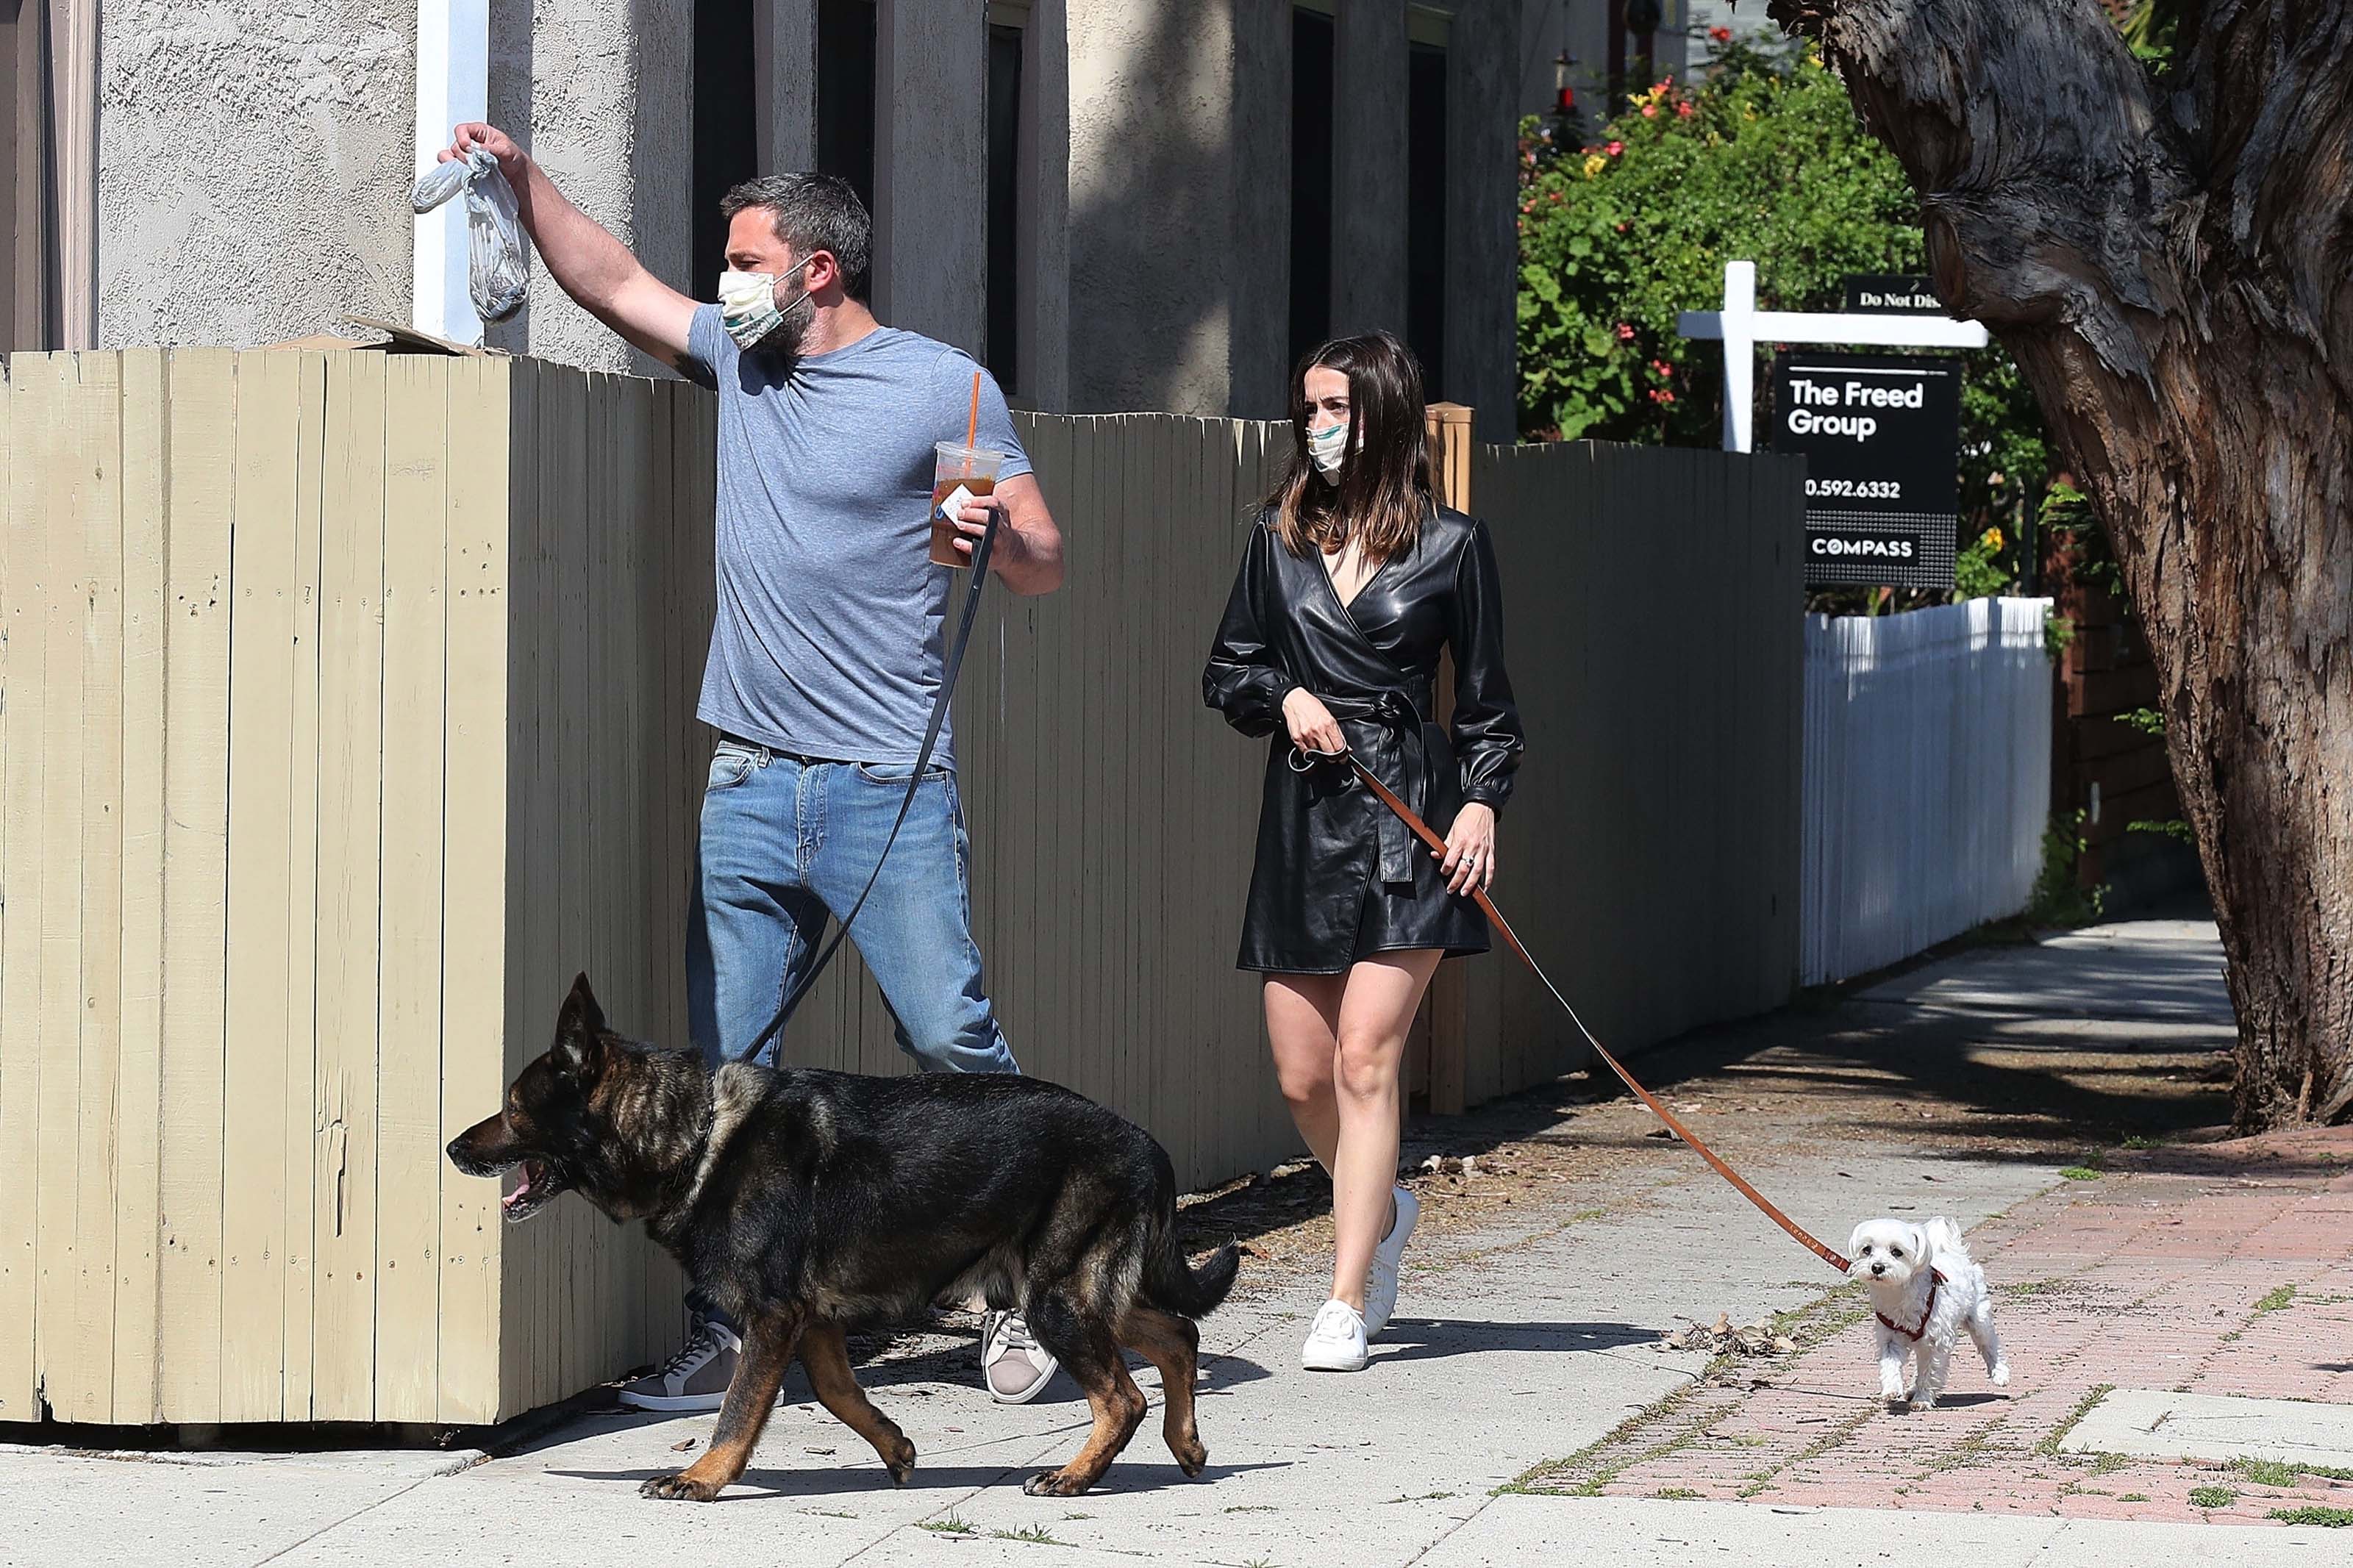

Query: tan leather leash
[1321,748,1854,1276]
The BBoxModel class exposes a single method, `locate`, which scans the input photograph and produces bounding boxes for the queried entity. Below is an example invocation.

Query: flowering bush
[1515,37,2049,599]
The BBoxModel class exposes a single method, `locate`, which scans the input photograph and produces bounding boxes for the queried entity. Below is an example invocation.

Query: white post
[413,0,492,344]
[1721,259,1756,454]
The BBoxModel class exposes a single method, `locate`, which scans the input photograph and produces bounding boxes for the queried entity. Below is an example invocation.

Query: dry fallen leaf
[671,1438,696,1452]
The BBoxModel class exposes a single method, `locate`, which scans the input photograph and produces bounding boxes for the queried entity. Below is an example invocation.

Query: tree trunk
[1765,0,2353,1127]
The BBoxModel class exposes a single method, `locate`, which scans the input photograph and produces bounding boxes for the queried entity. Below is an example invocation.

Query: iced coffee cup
[932,443,1009,568]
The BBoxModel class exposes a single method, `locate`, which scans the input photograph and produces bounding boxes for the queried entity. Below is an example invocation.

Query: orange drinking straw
[963,370,981,476]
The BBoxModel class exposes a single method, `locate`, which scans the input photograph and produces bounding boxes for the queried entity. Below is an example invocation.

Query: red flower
[1648,388,1677,406]
[1677,100,1695,118]
[1548,190,1563,203]
[1605,140,1625,156]
[1710,25,1732,43]
[1615,322,1636,341]
[1641,104,1657,118]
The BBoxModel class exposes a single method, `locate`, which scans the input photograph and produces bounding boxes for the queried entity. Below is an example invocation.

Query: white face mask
[1307,418,1353,478]
[718,254,816,351]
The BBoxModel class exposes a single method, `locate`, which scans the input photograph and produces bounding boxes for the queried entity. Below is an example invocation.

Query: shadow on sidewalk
[1367,1319,1665,1364]
[544,1458,1288,1499]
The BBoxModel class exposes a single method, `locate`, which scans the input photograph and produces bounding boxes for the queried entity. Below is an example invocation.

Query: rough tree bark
[1764,0,2353,1127]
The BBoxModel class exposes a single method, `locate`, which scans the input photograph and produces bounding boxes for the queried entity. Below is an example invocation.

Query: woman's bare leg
[1327,951,1441,1311]
[1264,973,1346,1171]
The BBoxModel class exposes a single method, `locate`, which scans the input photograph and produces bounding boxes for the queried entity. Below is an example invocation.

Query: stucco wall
[96,0,688,369]
[490,0,693,373]
[1063,0,1238,416]
[97,2,415,348]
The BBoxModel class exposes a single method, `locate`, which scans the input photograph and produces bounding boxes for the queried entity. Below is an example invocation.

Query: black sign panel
[1771,351,1962,590]
[1841,273,1945,315]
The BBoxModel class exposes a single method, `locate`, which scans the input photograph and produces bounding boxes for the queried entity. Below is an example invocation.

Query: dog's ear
[555,972,607,1075]
[1907,1222,1929,1261]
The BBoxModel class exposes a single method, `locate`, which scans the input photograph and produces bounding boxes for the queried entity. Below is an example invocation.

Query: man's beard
[748,289,819,364]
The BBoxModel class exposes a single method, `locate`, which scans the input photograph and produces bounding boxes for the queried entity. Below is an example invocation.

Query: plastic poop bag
[410,146,532,324]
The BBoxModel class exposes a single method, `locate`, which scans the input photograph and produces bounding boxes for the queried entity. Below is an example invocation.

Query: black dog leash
[1294,740,1854,1276]
[740,509,1001,1063]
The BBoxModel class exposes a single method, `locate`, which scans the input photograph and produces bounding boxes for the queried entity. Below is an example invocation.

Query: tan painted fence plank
[279,352,329,1420]
[439,356,512,1422]
[221,350,301,1421]
[0,354,51,1420]
[155,350,236,1422]
[35,352,91,1423]
[311,351,388,1422]
[498,355,551,1413]
[65,353,126,1425]
[110,350,168,1423]
[376,354,451,1422]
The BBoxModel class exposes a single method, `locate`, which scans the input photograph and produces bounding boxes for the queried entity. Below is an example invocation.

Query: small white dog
[1847,1216,2010,1409]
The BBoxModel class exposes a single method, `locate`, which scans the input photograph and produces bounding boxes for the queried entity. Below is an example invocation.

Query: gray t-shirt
[684,306,1032,768]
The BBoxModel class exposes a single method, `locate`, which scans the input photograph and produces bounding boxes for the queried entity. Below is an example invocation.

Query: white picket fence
[1801,598,2055,985]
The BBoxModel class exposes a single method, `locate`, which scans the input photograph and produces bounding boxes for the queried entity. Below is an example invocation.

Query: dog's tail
[1146,1231,1242,1320]
[1924,1216,1971,1264]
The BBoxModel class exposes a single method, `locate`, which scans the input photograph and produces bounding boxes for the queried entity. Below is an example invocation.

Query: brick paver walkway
[1532,1127,2353,1527]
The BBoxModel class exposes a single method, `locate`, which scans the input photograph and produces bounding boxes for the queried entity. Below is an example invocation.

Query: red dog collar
[1876,1267,1951,1342]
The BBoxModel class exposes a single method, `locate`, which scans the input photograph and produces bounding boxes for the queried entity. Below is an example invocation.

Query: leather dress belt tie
[1291,685,1432,885]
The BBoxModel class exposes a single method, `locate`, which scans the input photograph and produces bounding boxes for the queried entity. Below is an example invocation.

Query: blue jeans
[681,738,1017,1336]
[685,737,1019,1075]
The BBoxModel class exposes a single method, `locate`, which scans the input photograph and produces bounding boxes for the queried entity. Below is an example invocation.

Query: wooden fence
[0,350,1805,1426]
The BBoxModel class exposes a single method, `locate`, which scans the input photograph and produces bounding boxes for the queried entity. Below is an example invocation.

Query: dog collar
[1876,1267,1949,1342]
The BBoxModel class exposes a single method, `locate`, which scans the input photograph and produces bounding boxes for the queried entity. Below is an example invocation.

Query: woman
[1202,332,1524,1372]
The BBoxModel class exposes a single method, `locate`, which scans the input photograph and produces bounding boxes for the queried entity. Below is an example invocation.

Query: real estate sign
[1770,351,1962,590]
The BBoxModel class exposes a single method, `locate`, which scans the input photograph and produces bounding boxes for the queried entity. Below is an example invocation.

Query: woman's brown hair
[1265,332,1433,564]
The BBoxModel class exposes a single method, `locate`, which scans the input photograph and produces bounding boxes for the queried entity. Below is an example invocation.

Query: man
[439,124,1066,1408]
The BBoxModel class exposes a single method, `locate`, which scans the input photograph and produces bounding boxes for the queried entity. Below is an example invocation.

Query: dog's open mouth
[503,1159,551,1218]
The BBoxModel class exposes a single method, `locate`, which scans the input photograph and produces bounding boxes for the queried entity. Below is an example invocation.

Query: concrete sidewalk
[9,914,2348,1567]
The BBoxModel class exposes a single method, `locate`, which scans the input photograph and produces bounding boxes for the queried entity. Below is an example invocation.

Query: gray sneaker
[618,1319,740,1411]
[982,1309,1060,1403]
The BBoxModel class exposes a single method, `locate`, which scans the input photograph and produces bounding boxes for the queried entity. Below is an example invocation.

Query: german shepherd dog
[446,975,1240,1503]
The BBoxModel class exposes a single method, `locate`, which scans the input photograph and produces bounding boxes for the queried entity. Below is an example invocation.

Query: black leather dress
[1203,504,1524,974]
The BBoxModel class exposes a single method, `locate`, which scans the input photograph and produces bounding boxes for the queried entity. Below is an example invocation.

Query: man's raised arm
[443,123,700,373]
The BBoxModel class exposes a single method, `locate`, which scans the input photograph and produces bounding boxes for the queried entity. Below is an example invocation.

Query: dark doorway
[1405,39,1448,399]
[692,0,759,296]
[986,22,1024,393]
[817,0,879,220]
[1288,7,1335,369]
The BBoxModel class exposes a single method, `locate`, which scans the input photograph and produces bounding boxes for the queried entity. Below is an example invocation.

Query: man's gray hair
[720,173,874,301]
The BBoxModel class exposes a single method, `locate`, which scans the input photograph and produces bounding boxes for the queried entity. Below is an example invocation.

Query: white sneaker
[1302,1298,1368,1372]
[982,1310,1060,1403]
[1362,1186,1419,1337]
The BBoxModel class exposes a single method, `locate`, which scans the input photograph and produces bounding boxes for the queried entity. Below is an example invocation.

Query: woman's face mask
[1307,418,1354,478]
[718,253,817,352]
